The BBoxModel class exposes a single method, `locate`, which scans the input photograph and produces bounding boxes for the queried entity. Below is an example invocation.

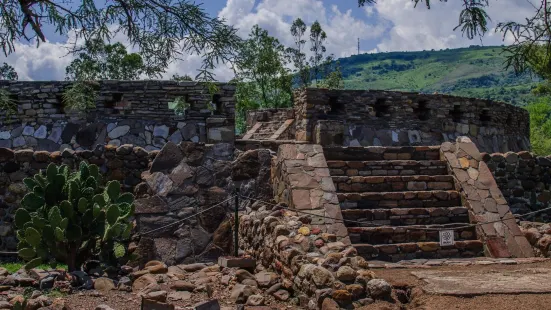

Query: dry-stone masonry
[483,151,551,222]
[242,88,529,152]
[441,137,534,258]
[0,81,235,151]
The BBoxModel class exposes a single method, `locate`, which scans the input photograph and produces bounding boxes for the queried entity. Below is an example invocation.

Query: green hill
[339,45,540,106]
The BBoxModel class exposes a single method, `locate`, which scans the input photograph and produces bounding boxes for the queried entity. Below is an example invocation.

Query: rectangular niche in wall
[449,104,463,123]
[415,100,431,121]
[105,93,123,114]
[480,108,491,126]
[374,98,390,117]
[212,94,223,114]
[327,95,344,116]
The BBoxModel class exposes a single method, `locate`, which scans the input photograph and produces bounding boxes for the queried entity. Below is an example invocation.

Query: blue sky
[0,0,538,81]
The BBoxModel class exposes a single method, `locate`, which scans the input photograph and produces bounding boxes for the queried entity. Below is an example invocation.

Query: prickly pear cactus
[15,162,135,271]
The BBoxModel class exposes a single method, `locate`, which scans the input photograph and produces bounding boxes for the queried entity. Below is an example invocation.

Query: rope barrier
[238,194,551,232]
[138,195,235,236]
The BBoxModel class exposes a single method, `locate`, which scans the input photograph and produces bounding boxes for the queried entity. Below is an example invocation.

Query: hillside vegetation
[340,46,540,106]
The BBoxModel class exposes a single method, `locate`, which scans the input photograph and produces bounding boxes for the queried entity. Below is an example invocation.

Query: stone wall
[131,142,274,266]
[239,207,392,309]
[294,88,530,153]
[483,151,551,222]
[441,137,534,258]
[271,144,349,243]
[245,108,294,132]
[0,144,154,251]
[0,81,235,151]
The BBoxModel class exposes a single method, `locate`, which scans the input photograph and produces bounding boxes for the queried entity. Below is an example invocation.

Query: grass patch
[0,262,68,274]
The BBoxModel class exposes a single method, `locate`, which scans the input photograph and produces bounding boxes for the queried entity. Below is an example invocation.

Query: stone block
[194,299,220,310]
[218,257,256,269]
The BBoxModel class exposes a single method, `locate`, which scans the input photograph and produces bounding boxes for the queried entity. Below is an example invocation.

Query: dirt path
[360,260,551,310]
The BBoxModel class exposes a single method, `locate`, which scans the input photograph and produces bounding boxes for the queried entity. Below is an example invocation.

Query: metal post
[234,189,239,257]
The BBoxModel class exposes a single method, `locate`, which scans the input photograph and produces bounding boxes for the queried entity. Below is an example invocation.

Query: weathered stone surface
[150,142,183,173]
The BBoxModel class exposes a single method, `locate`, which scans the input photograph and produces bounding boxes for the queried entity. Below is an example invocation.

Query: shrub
[15,162,135,271]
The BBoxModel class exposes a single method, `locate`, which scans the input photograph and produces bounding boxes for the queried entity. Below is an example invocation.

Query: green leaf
[89,164,99,180]
[93,194,106,208]
[105,181,120,202]
[85,176,97,189]
[44,183,58,206]
[121,222,133,239]
[60,200,73,218]
[92,203,101,218]
[54,227,64,241]
[24,227,41,248]
[24,257,42,270]
[114,242,126,258]
[79,161,89,180]
[31,216,45,230]
[116,193,134,204]
[59,218,69,230]
[34,174,47,188]
[46,164,58,182]
[42,225,54,242]
[68,180,80,202]
[81,210,94,227]
[78,197,88,213]
[14,209,31,229]
[21,193,44,211]
[23,178,38,191]
[48,206,62,228]
[119,203,135,220]
[18,248,36,259]
[106,204,120,225]
[17,240,30,251]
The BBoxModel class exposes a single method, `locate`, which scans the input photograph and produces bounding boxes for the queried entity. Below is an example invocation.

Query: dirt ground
[360,260,551,310]
[58,261,551,310]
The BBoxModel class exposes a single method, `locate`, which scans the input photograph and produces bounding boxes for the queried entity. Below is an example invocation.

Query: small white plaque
[439,230,454,246]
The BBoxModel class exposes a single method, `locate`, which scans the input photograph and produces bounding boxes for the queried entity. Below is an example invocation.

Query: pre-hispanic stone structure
[0,83,545,307]
[241,89,530,153]
[0,80,235,151]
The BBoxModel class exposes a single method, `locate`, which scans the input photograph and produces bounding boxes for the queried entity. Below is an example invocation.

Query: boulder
[94,277,115,291]
[170,281,195,292]
[245,295,265,306]
[132,274,157,293]
[367,279,392,299]
[150,142,183,173]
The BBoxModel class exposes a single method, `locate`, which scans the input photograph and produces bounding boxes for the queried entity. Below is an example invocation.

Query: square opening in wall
[105,93,122,114]
[212,94,223,114]
[415,100,431,121]
[327,96,344,115]
[480,109,491,125]
[449,105,463,123]
[374,98,390,117]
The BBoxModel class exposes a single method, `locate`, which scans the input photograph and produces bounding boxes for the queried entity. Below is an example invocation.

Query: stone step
[338,190,461,209]
[333,175,455,192]
[324,146,441,161]
[354,240,484,262]
[348,224,477,245]
[341,207,469,227]
[327,160,448,177]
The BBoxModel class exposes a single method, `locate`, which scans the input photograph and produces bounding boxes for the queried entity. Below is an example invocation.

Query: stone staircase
[324,146,484,262]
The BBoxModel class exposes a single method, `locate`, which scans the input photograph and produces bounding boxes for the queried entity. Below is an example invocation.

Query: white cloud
[373,0,538,52]
[0,0,540,81]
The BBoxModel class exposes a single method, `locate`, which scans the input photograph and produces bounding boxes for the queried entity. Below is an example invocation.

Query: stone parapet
[294,88,530,152]
[441,137,534,258]
[0,81,235,151]
[271,144,349,243]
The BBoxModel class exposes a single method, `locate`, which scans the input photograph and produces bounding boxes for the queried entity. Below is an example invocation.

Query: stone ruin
[1,82,551,308]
